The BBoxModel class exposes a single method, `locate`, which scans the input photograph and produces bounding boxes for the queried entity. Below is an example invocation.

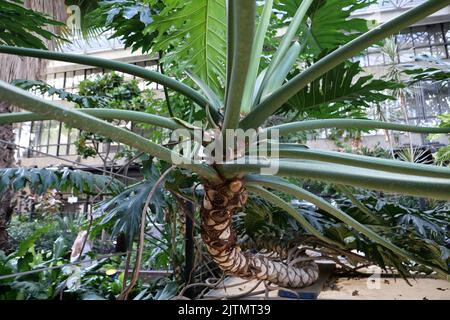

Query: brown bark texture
[201,180,319,288]
[0,1,67,251]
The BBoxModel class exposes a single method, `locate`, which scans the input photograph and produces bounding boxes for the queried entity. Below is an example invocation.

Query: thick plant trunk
[0,1,67,251]
[201,180,319,288]
[0,102,16,251]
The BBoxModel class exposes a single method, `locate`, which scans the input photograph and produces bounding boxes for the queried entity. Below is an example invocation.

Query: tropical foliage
[279,60,402,120]
[0,0,64,49]
[14,73,168,159]
[431,113,450,164]
[274,0,377,56]
[0,167,124,196]
[0,0,449,299]
[0,226,178,300]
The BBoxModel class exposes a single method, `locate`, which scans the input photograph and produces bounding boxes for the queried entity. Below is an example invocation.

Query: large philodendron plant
[1,0,450,287]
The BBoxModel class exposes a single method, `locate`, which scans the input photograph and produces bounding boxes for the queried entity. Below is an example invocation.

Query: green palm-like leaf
[0,0,64,49]
[240,0,450,130]
[97,167,167,248]
[276,0,375,55]
[85,0,158,53]
[64,0,102,39]
[245,175,449,277]
[0,167,124,196]
[279,61,401,119]
[219,159,450,200]
[246,185,341,247]
[222,0,256,130]
[145,0,227,96]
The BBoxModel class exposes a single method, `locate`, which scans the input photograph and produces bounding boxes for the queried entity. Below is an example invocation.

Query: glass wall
[14,59,160,158]
[356,0,426,13]
[405,81,450,126]
[357,23,450,66]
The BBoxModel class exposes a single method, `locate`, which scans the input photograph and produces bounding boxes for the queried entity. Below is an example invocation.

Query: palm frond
[0,80,220,182]
[245,175,449,277]
[240,0,450,130]
[220,159,450,200]
[222,0,256,130]
[0,167,124,196]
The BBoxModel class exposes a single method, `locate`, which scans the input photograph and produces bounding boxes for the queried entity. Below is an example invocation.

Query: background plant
[0,0,450,298]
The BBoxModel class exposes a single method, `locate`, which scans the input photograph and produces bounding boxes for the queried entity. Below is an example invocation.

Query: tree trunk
[0,1,67,251]
[201,180,319,288]
[0,100,16,251]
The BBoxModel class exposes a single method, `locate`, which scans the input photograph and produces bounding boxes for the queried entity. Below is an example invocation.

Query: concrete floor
[206,276,450,300]
[319,277,450,300]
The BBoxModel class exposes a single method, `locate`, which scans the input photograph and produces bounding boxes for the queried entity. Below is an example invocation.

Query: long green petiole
[254,0,314,104]
[0,80,220,182]
[275,148,450,179]
[246,184,344,248]
[240,0,274,113]
[0,45,221,123]
[222,0,256,130]
[240,0,450,130]
[245,175,449,278]
[0,108,185,131]
[219,159,450,200]
[264,118,450,136]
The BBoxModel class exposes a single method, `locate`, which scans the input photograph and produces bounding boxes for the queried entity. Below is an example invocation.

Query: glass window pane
[415,47,432,57]
[69,144,77,155]
[69,128,79,144]
[398,50,414,63]
[48,121,60,145]
[427,25,444,44]
[396,30,413,50]
[407,102,424,120]
[439,87,450,113]
[62,72,72,93]
[423,87,442,118]
[73,70,85,92]
[412,26,430,47]
[16,122,31,151]
[59,125,69,144]
[30,122,40,149]
[53,73,66,96]
[59,145,67,155]
[39,145,48,154]
[48,146,58,156]
[431,46,447,58]
[367,53,384,66]
[444,23,450,42]
[39,121,50,146]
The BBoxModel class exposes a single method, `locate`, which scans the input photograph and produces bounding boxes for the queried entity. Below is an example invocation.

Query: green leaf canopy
[275,0,376,55]
[144,0,227,96]
[280,61,402,119]
[0,0,64,49]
